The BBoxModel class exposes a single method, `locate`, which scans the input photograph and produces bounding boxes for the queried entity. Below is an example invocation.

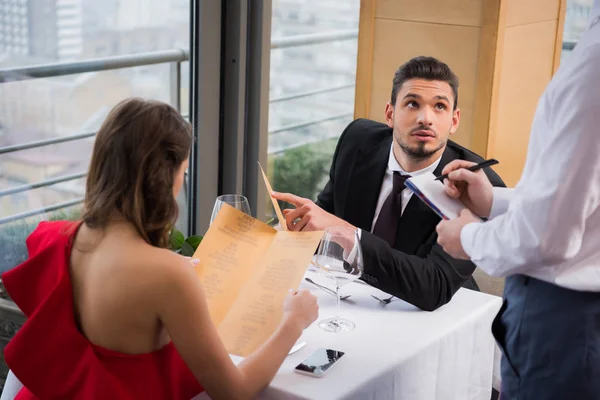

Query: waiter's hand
[441,160,494,218]
[436,209,479,260]
[271,192,354,231]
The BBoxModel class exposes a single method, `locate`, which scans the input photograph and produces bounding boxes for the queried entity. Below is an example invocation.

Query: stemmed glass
[210,194,251,225]
[314,226,363,332]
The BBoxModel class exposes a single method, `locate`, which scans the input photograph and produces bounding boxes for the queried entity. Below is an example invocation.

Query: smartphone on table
[293,348,345,378]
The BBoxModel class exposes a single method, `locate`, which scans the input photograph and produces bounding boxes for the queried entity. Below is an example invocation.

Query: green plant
[169,228,203,256]
[271,145,331,201]
[263,138,338,222]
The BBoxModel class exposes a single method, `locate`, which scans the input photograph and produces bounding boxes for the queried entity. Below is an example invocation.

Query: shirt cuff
[489,187,514,219]
[460,221,482,259]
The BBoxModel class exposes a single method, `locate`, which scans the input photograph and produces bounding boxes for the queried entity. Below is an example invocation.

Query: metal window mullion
[269,112,353,135]
[220,0,248,197]
[269,132,344,155]
[0,171,87,198]
[270,29,358,49]
[0,31,359,85]
[170,61,181,112]
[0,198,85,226]
[0,49,189,83]
[243,0,272,220]
[269,83,355,103]
[187,0,223,236]
[0,131,96,155]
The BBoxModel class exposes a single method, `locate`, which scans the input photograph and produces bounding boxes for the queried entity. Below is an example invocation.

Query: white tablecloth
[195,270,503,400]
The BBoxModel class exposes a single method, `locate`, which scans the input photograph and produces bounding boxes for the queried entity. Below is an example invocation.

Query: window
[562,0,594,61]
[266,0,359,213]
[0,0,191,276]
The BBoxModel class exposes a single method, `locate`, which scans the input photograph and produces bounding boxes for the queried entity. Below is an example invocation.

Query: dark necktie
[372,172,410,247]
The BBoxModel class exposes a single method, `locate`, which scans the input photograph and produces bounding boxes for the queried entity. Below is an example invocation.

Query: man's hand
[270,192,354,231]
[441,160,494,218]
[436,209,480,260]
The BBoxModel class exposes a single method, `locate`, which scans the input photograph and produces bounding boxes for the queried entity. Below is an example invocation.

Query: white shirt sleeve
[460,49,600,277]
[489,187,514,219]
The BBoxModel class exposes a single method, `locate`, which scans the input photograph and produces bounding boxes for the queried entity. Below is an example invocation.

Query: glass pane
[0,0,191,277]
[0,0,191,388]
[266,0,360,220]
[0,205,83,275]
[561,0,594,61]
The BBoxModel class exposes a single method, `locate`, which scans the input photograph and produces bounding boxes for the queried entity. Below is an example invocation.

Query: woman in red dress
[2,98,318,399]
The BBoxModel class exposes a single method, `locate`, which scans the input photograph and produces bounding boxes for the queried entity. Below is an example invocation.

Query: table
[196,270,502,400]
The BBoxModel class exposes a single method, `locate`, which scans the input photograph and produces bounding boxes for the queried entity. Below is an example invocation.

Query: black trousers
[494,275,600,399]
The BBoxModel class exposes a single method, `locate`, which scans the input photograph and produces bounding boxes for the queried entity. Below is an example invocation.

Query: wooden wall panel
[505,0,561,27]
[471,0,504,156]
[553,0,568,73]
[354,0,376,119]
[375,0,483,27]
[489,21,557,186]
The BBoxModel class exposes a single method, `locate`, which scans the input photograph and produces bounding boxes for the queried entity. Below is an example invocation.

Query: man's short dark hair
[390,56,459,110]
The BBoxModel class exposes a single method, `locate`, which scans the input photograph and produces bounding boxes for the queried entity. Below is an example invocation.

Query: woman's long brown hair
[82,98,192,248]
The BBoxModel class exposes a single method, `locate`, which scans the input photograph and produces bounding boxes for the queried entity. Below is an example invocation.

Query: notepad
[405,173,467,220]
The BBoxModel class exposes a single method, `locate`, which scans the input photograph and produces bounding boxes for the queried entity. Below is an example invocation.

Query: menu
[192,169,322,356]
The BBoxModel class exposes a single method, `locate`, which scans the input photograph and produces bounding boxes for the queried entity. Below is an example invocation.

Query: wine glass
[210,194,252,225]
[314,226,363,332]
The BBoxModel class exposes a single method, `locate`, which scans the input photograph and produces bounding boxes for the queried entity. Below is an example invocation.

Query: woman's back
[70,221,174,354]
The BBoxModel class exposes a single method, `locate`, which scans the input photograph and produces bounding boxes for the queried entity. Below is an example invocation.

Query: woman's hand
[282,289,319,332]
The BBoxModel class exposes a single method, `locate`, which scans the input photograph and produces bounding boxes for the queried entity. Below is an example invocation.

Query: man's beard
[396,132,446,161]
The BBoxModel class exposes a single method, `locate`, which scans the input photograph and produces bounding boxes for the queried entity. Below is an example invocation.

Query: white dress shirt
[360,145,441,239]
[460,4,600,291]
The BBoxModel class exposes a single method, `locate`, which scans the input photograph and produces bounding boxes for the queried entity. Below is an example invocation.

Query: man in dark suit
[273,56,505,311]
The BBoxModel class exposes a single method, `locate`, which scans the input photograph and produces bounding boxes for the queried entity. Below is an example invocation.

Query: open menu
[191,169,323,356]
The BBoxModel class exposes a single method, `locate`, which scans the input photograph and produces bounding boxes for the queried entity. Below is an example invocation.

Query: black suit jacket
[316,119,506,311]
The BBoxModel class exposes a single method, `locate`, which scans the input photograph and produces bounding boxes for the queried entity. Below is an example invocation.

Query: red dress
[2,221,204,399]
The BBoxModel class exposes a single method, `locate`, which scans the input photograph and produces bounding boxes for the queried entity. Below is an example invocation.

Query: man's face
[385,79,460,162]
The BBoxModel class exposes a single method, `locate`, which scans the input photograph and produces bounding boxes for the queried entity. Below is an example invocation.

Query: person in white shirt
[436,3,600,398]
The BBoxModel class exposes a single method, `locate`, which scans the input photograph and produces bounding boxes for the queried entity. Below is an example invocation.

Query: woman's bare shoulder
[130,245,198,292]
[126,246,203,321]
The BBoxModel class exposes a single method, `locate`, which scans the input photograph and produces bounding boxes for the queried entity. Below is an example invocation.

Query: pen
[434,159,499,182]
